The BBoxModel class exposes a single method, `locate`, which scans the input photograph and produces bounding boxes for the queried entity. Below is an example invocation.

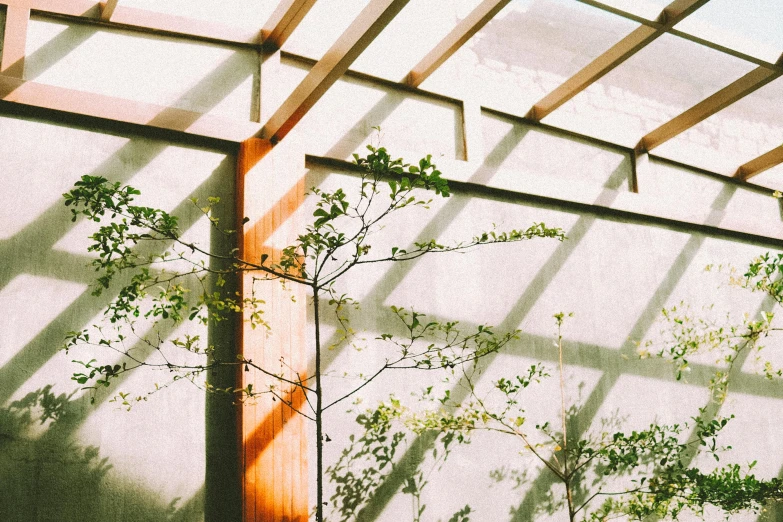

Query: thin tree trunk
[558,323,575,522]
[314,285,324,522]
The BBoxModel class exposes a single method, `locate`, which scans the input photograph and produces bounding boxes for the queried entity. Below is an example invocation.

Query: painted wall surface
[3,3,783,522]
[0,114,237,522]
[25,17,259,122]
[298,164,783,522]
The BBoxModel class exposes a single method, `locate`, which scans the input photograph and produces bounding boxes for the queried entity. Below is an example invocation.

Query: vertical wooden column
[1,4,30,78]
[237,138,308,522]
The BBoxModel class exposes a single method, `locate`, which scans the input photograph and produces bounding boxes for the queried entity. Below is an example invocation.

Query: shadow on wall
[0,386,203,522]
[0,118,240,521]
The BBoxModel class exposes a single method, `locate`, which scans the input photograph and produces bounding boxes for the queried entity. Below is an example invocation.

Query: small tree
[648,253,783,402]
[379,313,783,521]
[62,144,563,521]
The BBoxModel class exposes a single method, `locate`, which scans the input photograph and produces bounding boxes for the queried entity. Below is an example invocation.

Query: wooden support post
[237,138,308,522]
[1,4,30,78]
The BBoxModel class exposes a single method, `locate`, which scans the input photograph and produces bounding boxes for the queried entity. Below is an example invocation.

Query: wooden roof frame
[405,0,511,88]
[1,4,29,78]
[526,0,710,121]
[261,0,411,143]
[261,0,317,50]
[637,53,783,151]
[0,0,781,182]
[736,145,783,181]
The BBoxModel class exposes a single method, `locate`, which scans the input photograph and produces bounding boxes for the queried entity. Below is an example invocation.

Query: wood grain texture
[262,0,318,50]
[736,145,783,181]
[407,0,511,87]
[641,66,781,152]
[237,138,308,522]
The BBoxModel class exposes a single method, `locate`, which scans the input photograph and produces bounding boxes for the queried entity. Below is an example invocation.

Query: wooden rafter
[406,0,511,87]
[100,0,118,21]
[1,0,261,45]
[262,0,410,143]
[262,0,317,50]
[5,0,101,17]
[1,5,30,78]
[735,145,783,181]
[527,0,709,121]
[639,66,782,151]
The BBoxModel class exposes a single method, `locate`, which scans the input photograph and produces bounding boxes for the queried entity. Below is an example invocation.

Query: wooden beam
[6,0,100,18]
[527,0,709,121]
[735,145,783,181]
[2,0,260,45]
[1,5,30,78]
[262,0,317,50]
[237,138,308,522]
[0,73,261,141]
[262,0,410,142]
[406,0,510,87]
[640,66,782,152]
[99,0,117,21]
[107,5,262,44]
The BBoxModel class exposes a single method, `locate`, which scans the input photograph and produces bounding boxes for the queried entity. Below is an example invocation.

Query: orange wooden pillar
[237,138,308,522]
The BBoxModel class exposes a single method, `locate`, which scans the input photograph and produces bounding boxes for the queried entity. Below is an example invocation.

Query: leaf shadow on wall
[0,385,203,522]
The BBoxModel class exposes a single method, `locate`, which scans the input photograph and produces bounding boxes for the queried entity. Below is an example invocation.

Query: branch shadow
[0,385,203,522]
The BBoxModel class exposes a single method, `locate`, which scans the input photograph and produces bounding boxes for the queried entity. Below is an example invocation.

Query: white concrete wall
[25,16,259,122]
[300,162,783,522]
[0,113,236,522]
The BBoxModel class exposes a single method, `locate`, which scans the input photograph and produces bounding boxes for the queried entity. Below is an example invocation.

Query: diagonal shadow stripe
[640,293,778,522]
[510,185,743,520]
[356,159,624,521]
[1,34,256,403]
[0,49,254,291]
[0,158,233,405]
[238,72,442,470]
[349,145,751,520]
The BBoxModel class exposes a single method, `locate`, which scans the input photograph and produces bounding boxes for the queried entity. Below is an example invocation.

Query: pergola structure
[1,0,782,180]
[3,1,783,521]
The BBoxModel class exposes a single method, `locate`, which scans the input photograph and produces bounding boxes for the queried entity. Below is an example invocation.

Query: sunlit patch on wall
[0,116,129,240]
[124,146,227,214]
[75,321,207,507]
[26,18,255,118]
[0,274,87,370]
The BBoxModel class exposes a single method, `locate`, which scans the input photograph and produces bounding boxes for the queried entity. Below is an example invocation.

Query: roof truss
[0,0,780,187]
[736,145,783,181]
[640,65,783,152]
[262,0,410,142]
[262,0,318,50]
[526,0,709,121]
[100,0,118,21]
[406,0,511,87]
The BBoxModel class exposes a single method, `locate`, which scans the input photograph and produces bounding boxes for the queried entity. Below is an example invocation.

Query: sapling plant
[377,313,783,521]
[62,143,563,521]
[647,253,783,403]
[325,399,471,522]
